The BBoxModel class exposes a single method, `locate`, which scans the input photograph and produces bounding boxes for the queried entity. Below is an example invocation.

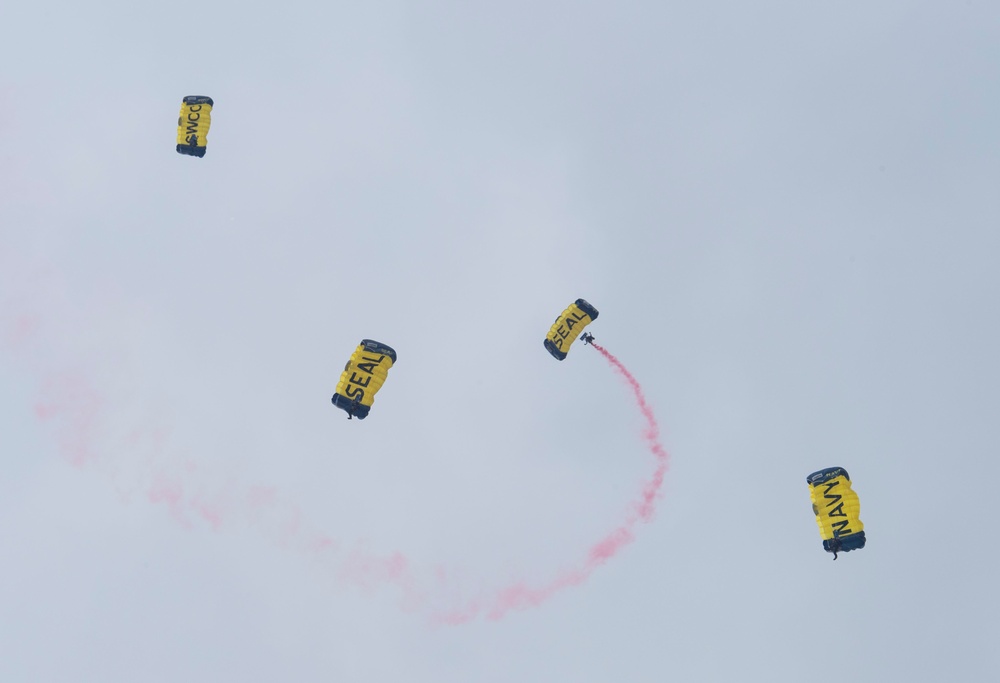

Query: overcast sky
[2,2,998,681]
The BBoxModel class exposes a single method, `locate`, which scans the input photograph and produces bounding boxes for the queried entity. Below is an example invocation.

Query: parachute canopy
[806,467,866,559]
[176,96,213,157]
[544,298,599,360]
[331,340,397,420]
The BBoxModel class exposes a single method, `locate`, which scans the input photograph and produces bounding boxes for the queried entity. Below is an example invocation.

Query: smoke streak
[433,341,671,623]
[1,248,427,612]
[591,342,670,525]
[4,247,670,623]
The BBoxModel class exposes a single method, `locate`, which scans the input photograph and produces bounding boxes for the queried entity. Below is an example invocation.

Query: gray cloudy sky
[2,1,998,681]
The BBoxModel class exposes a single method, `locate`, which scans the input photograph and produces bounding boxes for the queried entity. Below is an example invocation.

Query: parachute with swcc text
[331,340,397,420]
[176,96,214,157]
[544,299,599,360]
[806,467,866,559]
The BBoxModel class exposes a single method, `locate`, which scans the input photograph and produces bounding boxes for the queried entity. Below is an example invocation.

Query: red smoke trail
[4,246,669,623]
[434,342,670,624]
[0,248,427,615]
[591,342,670,525]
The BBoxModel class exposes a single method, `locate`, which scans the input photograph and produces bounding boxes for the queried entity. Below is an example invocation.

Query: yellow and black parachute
[176,96,213,157]
[544,299,599,360]
[806,467,866,559]
[331,340,397,420]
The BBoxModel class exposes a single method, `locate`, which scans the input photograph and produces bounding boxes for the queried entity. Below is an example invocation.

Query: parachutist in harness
[580,332,595,345]
[347,394,362,420]
[829,538,842,560]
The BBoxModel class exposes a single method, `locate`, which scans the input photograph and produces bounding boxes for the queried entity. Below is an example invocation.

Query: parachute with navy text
[544,299,599,360]
[331,340,397,420]
[176,96,214,157]
[806,467,866,559]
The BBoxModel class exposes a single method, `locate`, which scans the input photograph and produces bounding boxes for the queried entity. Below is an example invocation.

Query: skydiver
[829,538,842,561]
[580,332,595,345]
[347,394,362,420]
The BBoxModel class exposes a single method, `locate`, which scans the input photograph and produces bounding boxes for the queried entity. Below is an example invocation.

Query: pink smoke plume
[4,248,670,623]
[33,371,105,468]
[1,248,425,613]
[434,342,671,624]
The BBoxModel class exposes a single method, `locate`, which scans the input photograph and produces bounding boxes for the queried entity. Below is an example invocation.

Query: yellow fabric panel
[334,343,395,410]
[176,99,213,149]
[809,474,864,541]
[545,301,595,358]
